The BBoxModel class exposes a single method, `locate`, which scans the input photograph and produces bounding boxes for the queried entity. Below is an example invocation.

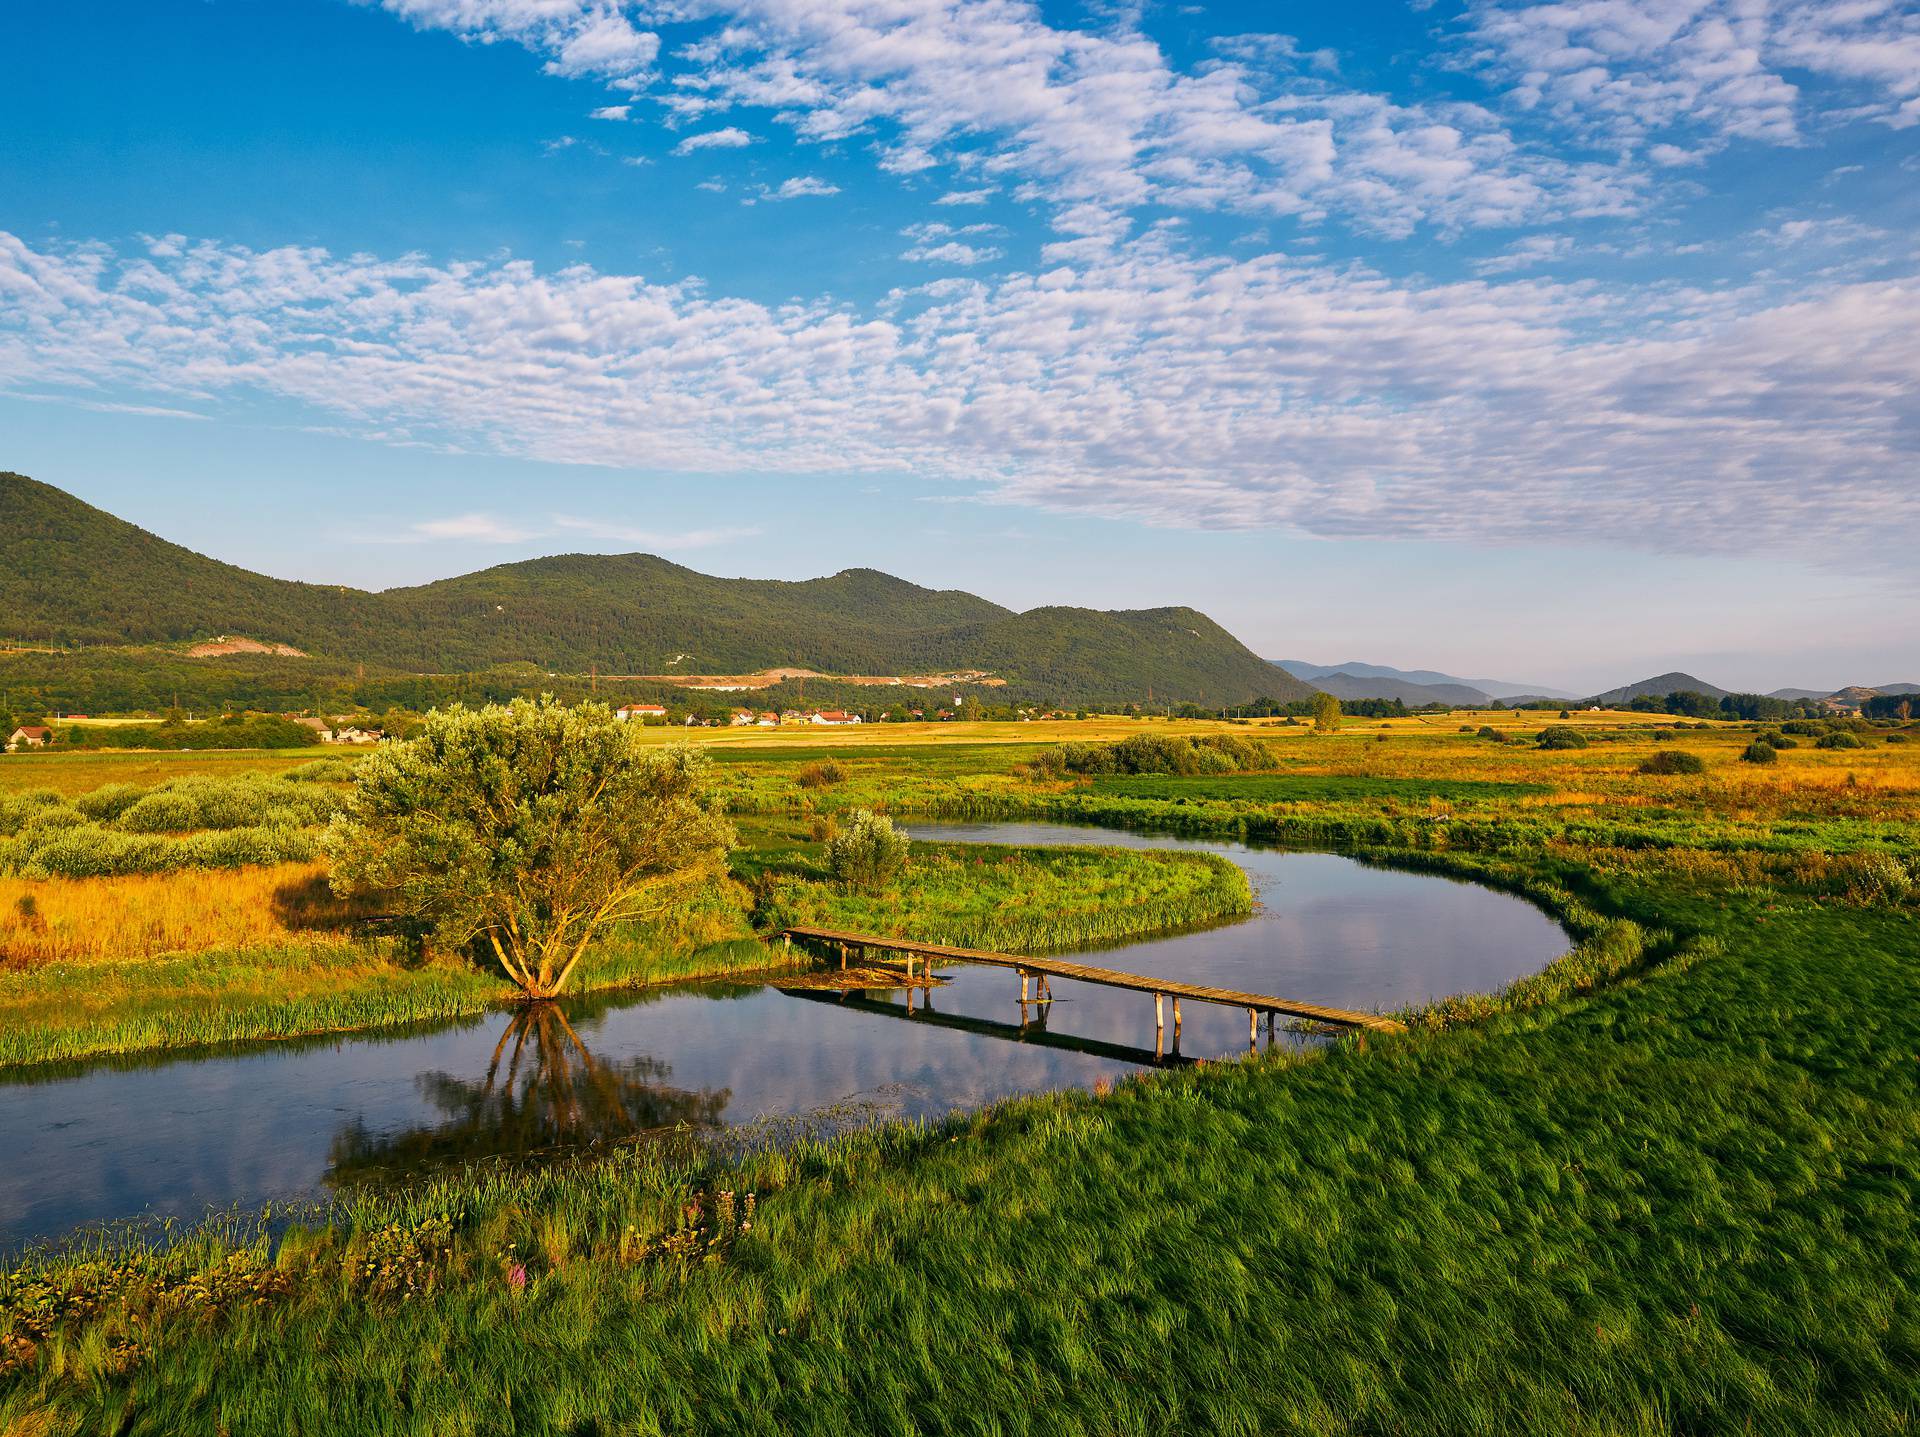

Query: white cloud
[620,0,1642,236]
[901,221,1005,265]
[378,1,659,87]
[751,175,840,200]
[412,513,537,543]
[934,188,997,206]
[673,126,755,154]
[1471,233,1575,273]
[4,230,1917,564]
[1464,0,1920,147]
[590,104,632,120]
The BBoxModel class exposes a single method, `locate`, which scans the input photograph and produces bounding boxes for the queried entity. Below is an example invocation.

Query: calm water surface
[0,822,1567,1246]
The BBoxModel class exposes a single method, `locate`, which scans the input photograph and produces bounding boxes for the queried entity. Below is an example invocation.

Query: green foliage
[1740,741,1778,765]
[1087,774,1547,805]
[825,809,910,892]
[327,699,734,997]
[1311,691,1342,733]
[794,759,847,789]
[1638,750,1705,775]
[1535,725,1588,750]
[66,713,320,751]
[1816,730,1866,750]
[1044,732,1272,778]
[0,775,345,877]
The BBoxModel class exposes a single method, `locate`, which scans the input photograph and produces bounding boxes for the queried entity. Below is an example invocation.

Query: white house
[7,725,51,751]
[809,710,862,726]
[616,704,668,722]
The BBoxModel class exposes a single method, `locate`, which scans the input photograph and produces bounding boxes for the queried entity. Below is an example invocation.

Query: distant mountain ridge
[1,473,1313,708]
[1274,659,1575,702]
[1585,672,1731,705]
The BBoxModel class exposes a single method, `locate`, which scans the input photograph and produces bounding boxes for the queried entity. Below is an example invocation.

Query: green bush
[1781,720,1827,736]
[1816,731,1865,750]
[826,809,910,892]
[1047,733,1271,778]
[796,759,848,789]
[1638,750,1705,775]
[1740,741,1778,765]
[1536,726,1588,750]
[1758,731,1797,750]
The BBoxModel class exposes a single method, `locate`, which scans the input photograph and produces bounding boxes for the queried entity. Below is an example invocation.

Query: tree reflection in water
[327,1003,731,1186]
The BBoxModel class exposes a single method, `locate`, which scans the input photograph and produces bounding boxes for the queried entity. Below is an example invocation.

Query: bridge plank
[780,926,1406,1033]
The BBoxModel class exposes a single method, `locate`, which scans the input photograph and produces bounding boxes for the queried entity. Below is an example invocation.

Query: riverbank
[0,833,1251,1069]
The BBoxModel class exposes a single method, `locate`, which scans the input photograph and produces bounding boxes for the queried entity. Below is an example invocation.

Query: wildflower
[507,1262,528,1293]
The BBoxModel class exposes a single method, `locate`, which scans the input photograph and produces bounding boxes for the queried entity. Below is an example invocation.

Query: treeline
[1614,690,1829,721]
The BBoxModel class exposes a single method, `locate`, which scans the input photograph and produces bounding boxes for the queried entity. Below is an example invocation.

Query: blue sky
[4,0,1918,692]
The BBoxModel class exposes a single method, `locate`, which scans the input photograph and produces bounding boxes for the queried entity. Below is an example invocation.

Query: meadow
[0,762,1252,1066]
[1,709,1917,1433]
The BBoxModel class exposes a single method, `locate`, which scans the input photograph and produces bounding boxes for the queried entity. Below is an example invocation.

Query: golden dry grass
[0,748,329,797]
[0,862,372,967]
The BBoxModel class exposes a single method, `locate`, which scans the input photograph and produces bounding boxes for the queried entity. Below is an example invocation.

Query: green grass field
[1,717,1916,1433]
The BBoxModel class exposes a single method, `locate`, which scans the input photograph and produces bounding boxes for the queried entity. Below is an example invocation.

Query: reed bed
[0,862,372,967]
[750,841,1253,954]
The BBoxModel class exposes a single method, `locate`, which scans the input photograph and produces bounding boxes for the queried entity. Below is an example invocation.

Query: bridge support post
[1248,1008,1257,1051]
[1020,970,1030,1003]
[1173,999,1183,1043]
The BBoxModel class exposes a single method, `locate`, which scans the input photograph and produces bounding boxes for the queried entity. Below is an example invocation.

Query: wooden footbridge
[779,925,1405,1052]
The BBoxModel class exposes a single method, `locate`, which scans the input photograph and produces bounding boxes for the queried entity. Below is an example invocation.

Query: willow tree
[327,697,733,998]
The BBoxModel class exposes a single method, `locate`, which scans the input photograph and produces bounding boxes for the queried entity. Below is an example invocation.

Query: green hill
[1587,671,1730,705]
[0,473,1311,708]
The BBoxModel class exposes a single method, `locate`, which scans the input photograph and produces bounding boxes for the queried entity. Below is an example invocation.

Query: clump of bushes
[1757,731,1797,750]
[1781,720,1828,737]
[0,775,344,877]
[827,809,910,892]
[1740,741,1778,765]
[1536,726,1588,750]
[796,759,848,789]
[1034,732,1272,779]
[1816,731,1865,750]
[1639,750,1705,775]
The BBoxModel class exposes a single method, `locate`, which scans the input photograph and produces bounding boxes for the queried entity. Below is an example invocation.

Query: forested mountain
[1,473,1310,707]
[1585,672,1731,705]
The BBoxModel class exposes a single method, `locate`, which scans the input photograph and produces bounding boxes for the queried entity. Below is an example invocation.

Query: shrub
[1740,741,1778,765]
[1781,720,1827,737]
[1833,852,1913,906]
[1639,750,1705,775]
[796,759,848,789]
[1536,726,1588,750]
[1758,731,1797,750]
[1476,725,1502,741]
[1816,731,1865,750]
[827,809,910,892]
[1650,729,1675,742]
